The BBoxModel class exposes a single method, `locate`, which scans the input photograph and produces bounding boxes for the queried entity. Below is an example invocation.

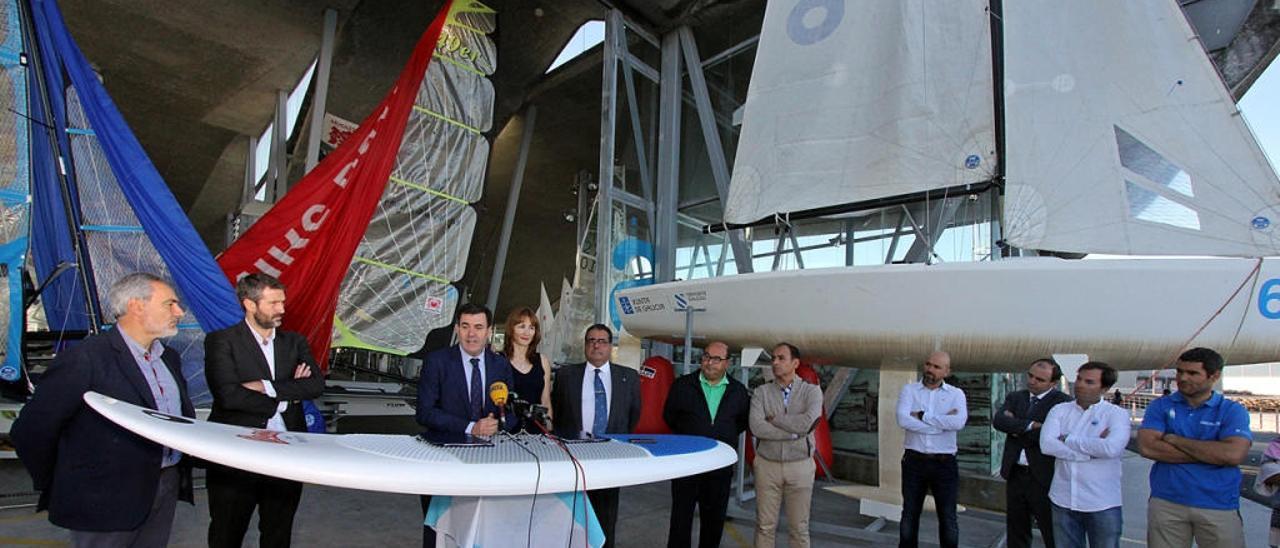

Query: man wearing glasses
[993,359,1071,548]
[551,324,641,548]
[749,342,824,548]
[662,341,750,548]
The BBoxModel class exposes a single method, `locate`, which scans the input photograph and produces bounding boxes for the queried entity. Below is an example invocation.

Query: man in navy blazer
[415,302,515,546]
[551,323,642,548]
[12,272,194,546]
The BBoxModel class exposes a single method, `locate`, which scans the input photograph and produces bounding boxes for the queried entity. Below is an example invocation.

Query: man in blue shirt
[1137,347,1251,548]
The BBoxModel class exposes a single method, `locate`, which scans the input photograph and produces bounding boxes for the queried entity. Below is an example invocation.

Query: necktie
[469,358,483,420]
[592,369,608,436]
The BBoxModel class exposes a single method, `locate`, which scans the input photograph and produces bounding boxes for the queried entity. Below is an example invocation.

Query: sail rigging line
[703,180,999,234]
[18,0,99,332]
[1171,256,1262,364]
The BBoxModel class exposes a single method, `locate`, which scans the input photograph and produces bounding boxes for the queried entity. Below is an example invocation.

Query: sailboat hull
[616,258,1280,371]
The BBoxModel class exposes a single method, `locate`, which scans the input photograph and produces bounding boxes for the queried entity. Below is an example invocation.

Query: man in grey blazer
[551,323,642,548]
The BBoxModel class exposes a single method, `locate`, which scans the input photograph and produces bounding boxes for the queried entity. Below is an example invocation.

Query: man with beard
[1138,347,1251,548]
[204,273,324,548]
[993,358,1071,548]
[896,350,968,548]
[12,273,194,546]
[1040,362,1130,548]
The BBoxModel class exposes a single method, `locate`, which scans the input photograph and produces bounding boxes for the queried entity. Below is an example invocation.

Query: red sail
[218,1,455,370]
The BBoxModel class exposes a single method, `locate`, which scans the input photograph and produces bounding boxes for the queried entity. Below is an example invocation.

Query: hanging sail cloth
[726,0,1280,258]
[1000,0,1280,256]
[724,0,996,225]
[30,0,242,330]
[218,0,457,370]
[332,0,496,355]
[0,0,27,382]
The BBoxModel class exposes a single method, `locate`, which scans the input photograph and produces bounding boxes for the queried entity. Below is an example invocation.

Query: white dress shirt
[460,347,486,435]
[896,381,968,454]
[248,320,288,432]
[1040,399,1130,512]
[580,361,612,437]
[1018,390,1055,466]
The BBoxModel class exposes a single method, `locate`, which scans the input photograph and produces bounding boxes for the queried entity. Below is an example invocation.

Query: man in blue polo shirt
[1137,347,1251,548]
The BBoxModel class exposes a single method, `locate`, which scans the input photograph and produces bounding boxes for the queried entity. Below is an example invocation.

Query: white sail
[333,1,496,354]
[1002,0,1280,256]
[724,0,995,224]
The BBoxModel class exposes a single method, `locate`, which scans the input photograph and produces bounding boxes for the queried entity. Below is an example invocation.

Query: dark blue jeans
[899,451,959,548]
[1051,503,1122,548]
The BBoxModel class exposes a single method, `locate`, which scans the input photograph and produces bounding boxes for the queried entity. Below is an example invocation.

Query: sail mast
[18,0,101,332]
[987,0,1006,254]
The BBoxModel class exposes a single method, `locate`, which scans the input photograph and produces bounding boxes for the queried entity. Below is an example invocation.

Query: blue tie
[592,368,608,436]
[469,358,483,420]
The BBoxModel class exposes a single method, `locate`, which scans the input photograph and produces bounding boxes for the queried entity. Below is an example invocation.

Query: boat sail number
[1259,279,1280,320]
[788,0,844,45]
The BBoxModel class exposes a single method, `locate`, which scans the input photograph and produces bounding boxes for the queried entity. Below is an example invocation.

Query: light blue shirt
[122,333,183,467]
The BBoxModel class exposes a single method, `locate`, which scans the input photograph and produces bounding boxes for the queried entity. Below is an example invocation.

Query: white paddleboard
[83,391,737,496]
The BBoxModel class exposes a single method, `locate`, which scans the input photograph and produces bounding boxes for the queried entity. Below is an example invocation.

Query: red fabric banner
[218,0,455,370]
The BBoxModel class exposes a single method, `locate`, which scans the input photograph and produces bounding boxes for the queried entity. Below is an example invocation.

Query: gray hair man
[12,273,194,546]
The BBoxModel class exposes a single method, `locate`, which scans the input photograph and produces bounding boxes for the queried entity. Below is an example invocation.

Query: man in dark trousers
[415,302,516,546]
[992,358,1071,548]
[12,272,195,547]
[204,273,324,548]
[662,340,750,548]
[551,323,642,548]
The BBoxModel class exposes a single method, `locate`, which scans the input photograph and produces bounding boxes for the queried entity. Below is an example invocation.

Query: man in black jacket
[12,272,195,546]
[662,340,750,548]
[204,273,324,548]
[992,358,1071,548]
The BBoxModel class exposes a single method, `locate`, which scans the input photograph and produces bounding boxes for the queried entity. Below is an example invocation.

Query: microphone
[489,381,509,429]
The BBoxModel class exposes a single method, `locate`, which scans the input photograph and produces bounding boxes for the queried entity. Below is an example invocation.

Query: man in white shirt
[551,324,641,548]
[204,273,324,548]
[896,350,968,548]
[1040,361,1130,548]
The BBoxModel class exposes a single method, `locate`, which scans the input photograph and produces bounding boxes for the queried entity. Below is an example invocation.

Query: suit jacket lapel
[608,366,627,429]
[109,329,158,409]
[567,364,586,433]
[237,322,274,380]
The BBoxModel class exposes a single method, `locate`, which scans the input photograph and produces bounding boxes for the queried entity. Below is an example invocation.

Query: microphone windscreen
[489,381,509,406]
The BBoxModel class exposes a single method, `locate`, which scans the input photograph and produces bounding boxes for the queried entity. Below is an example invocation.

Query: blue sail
[0,0,28,383]
[23,0,242,402]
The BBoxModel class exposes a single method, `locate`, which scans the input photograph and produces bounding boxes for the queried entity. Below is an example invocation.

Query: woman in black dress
[501,307,553,428]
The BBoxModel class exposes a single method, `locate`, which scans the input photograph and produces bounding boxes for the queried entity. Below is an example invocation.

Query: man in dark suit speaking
[204,273,324,548]
[415,302,515,546]
[551,323,642,548]
[992,358,1071,548]
[13,272,194,546]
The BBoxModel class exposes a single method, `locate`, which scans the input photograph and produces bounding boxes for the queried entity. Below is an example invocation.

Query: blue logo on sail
[619,296,635,315]
[0,364,17,382]
[1252,216,1271,230]
[965,155,981,169]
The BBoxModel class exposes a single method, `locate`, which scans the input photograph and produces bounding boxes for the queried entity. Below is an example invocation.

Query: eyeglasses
[585,338,611,346]
[702,355,729,364]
